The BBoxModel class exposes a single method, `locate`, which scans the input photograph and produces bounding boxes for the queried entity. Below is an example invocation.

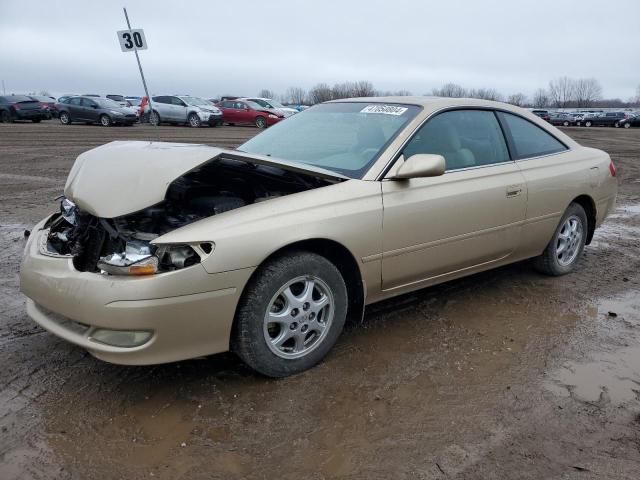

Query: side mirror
[389,154,446,180]
[91,104,98,109]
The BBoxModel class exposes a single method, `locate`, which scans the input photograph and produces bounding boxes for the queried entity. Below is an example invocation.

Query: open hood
[63,141,346,218]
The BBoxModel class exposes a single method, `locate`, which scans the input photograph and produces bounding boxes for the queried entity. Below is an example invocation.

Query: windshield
[93,97,122,108]
[239,102,421,178]
[181,96,211,107]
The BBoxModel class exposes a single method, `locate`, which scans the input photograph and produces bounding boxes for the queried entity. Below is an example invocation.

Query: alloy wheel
[555,215,583,267]
[263,275,334,359]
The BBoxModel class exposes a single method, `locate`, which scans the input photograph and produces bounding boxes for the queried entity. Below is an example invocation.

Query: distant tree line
[259,78,640,109]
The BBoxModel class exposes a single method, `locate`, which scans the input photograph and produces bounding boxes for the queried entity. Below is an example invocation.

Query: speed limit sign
[117,29,147,52]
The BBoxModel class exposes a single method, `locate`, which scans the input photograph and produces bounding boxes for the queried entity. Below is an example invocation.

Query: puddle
[546,291,640,406]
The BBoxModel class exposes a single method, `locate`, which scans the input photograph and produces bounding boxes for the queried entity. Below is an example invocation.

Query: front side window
[239,102,421,178]
[68,97,82,106]
[497,112,567,159]
[402,109,510,170]
[81,98,97,108]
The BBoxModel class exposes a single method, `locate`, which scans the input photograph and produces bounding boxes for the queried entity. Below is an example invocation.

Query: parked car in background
[29,95,57,119]
[105,94,132,107]
[144,95,223,127]
[217,99,284,128]
[548,112,575,127]
[20,97,617,377]
[616,115,640,129]
[56,96,137,126]
[242,97,298,117]
[581,111,629,127]
[0,95,49,123]
[126,96,142,107]
[531,109,550,122]
[286,104,310,112]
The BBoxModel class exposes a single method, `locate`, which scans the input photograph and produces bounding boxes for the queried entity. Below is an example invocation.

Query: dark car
[581,111,629,127]
[0,95,49,123]
[216,100,284,128]
[615,115,640,129]
[56,96,137,126]
[29,95,57,119]
[531,109,551,122]
[548,112,576,127]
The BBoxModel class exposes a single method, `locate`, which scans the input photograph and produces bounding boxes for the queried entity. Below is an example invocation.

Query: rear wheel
[99,114,111,127]
[233,252,348,377]
[534,203,588,276]
[255,116,267,128]
[150,111,160,126]
[59,111,71,125]
[32,119,41,123]
[624,122,631,129]
[584,120,592,127]
[562,120,569,126]
[188,113,201,128]
[0,110,8,123]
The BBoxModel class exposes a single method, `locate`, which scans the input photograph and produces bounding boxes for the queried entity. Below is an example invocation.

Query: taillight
[13,103,20,110]
[609,161,616,177]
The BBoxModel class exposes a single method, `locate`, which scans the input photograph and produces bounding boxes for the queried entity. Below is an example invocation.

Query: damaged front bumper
[20,216,255,365]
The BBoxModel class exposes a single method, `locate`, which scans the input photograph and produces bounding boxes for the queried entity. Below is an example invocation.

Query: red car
[216,99,284,128]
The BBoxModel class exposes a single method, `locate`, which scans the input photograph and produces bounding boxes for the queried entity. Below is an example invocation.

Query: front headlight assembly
[97,242,214,276]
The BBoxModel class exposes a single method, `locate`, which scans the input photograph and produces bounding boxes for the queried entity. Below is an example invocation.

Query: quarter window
[403,109,510,171]
[497,112,567,159]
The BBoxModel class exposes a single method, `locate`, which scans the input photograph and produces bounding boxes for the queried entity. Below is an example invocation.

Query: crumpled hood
[63,141,346,218]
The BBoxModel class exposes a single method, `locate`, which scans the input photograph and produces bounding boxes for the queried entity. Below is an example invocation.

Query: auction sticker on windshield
[360,105,408,115]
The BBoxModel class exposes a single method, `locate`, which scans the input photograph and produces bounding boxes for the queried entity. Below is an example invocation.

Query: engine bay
[45,157,337,273]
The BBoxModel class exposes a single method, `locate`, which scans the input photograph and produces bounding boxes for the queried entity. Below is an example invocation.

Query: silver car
[146,95,223,127]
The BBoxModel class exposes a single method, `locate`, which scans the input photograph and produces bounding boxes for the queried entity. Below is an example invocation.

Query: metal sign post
[120,7,155,127]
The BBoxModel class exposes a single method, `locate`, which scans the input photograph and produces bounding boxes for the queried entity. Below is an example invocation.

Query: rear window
[498,112,567,159]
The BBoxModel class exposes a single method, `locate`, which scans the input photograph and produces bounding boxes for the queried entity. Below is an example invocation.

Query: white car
[243,98,298,117]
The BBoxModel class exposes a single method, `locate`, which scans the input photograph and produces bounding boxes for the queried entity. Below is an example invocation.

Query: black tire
[32,119,41,123]
[584,120,592,127]
[188,113,201,128]
[562,121,569,127]
[623,122,631,129]
[99,114,111,127]
[150,111,160,126]
[255,116,267,128]
[59,111,71,125]
[534,203,588,276]
[0,110,8,123]
[233,251,348,377]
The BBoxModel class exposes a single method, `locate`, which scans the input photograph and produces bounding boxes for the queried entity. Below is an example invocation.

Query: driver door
[381,109,527,292]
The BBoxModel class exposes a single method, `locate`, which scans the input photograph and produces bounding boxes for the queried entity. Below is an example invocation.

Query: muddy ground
[0,122,639,479]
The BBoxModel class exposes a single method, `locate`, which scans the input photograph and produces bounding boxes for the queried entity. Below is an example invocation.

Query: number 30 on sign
[117,29,148,52]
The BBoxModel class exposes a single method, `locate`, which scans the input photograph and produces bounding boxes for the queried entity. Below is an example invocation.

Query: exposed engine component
[45,157,336,274]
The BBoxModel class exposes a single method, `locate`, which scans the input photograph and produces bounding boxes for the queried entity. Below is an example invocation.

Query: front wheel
[584,120,592,127]
[150,111,160,126]
[188,113,201,128]
[534,203,588,276]
[562,121,569,127]
[0,110,9,123]
[623,122,631,129]
[255,116,267,128]
[233,252,348,377]
[99,114,111,127]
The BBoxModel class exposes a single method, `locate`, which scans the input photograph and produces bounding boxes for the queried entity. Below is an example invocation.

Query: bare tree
[285,86,307,105]
[468,88,502,101]
[352,80,376,97]
[573,78,602,107]
[331,82,354,99]
[548,77,575,108]
[507,93,528,107]
[39,89,52,96]
[431,83,466,97]
[532,88,550,108]
[258,89,275,99]
[309,83,333,104]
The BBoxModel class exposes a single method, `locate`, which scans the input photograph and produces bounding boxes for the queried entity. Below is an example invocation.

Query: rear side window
[497,112,567,159]
[403,109,510,170]
[69,97,82,106]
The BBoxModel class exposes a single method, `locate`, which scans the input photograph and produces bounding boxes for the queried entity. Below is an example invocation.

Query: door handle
[506,185,522,198]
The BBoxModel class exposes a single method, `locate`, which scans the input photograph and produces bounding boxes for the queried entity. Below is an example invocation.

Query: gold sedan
[20,97,618,377]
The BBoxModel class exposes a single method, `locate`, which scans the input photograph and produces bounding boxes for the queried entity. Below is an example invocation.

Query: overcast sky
[1,0,638,100]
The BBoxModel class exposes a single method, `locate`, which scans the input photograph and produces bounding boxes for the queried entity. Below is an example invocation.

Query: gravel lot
[1,122,639,479]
